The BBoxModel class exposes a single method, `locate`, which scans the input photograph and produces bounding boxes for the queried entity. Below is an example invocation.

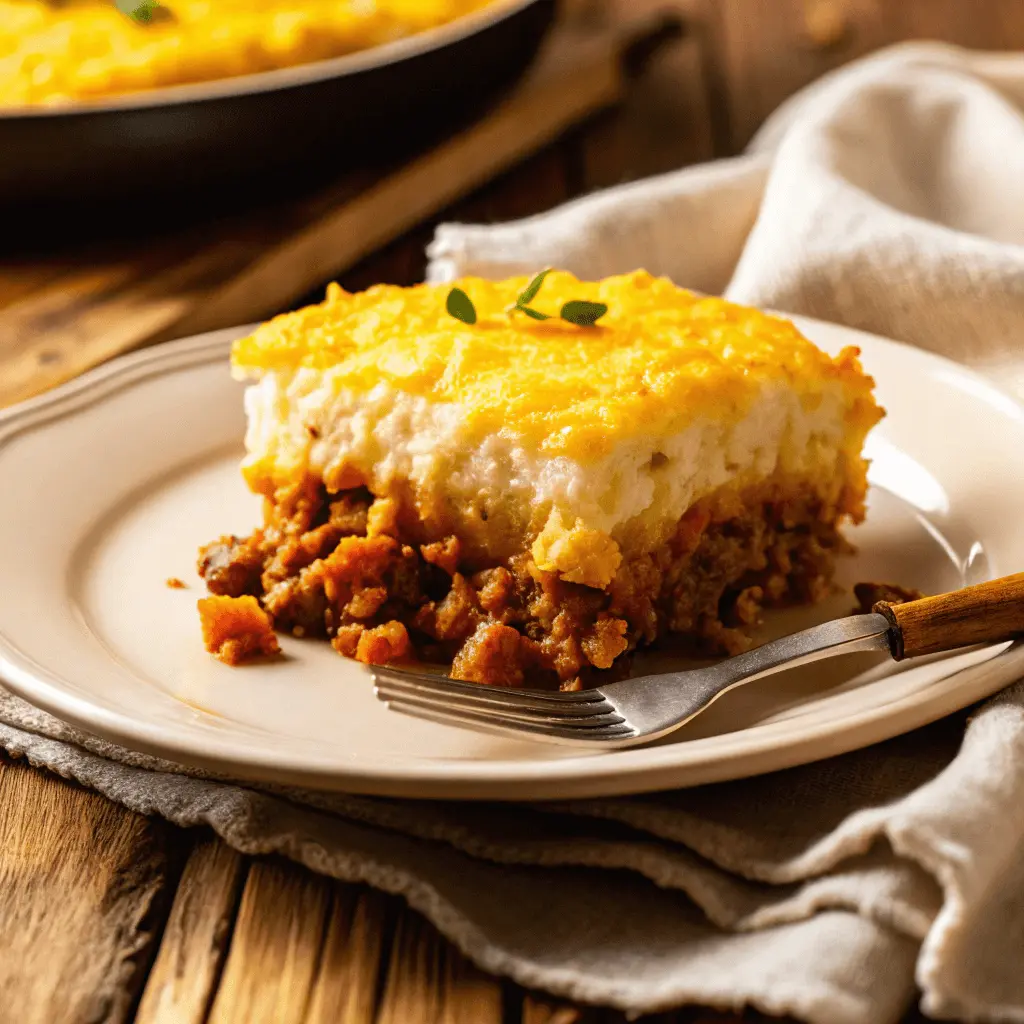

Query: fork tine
[371,664,605,705]
[383,698,637,744]
[373,675,617,719]
[374,683,625,728]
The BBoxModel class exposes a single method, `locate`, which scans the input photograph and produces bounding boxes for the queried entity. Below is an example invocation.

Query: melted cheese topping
[0,0,496,106]
[234,270,881,463]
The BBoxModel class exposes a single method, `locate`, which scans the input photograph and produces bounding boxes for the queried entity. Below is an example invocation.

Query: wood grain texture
[0,757,179,1024]
[303,886,394,1024]
[334,131,572,299]
[876,573,1024,660]
[207,859,335,1024]
[0,261,79,310]
[708,0,887,150]
[578,0,715,185]
[706,0,1024,150]
[135,838,247,1024]
[375,910,504,1024]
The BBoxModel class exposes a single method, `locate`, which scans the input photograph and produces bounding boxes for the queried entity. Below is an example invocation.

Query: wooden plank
[201,859,397,1024]
[0,261,79,311]
[304,887,394,1024]
[0,259,202,410]
[881,0,1024,49]
[134,838,248,1024]
[576,1,715,187]
[0,756,180,1024]
[374,908,504,1024]
[707,0,887,151]
[705,0,1024,151]
[206,859,334,1024]
[338,145,571,296]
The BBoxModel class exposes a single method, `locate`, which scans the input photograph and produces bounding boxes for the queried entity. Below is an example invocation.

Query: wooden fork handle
[874,572,1024,660]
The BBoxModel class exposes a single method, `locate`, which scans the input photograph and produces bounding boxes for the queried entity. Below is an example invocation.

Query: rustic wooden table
[2,3,1022,1022]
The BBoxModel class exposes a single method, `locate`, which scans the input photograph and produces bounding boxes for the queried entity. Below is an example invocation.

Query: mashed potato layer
[234,272,883,588]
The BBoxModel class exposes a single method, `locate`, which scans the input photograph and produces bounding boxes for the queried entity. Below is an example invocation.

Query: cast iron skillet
[0,0,556,204]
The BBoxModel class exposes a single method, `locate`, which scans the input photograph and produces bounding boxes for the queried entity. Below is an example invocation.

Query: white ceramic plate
[1,319,1023,800]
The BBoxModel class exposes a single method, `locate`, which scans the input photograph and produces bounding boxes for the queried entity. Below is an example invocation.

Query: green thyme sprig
[559,299,609,327]
[115,0,166,23]
[509,267,554,320]
[446,287,477,325]
[445,269,609,328]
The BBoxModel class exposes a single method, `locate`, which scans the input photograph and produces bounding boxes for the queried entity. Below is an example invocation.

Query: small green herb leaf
[517,268,553,307]
[518,306,551,321]
[446,287,477,325]
[448,273,607,330]
[560,300,608,327]
[115,0,162,22]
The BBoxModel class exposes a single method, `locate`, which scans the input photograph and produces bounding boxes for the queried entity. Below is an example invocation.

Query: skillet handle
[874,572,1024,660]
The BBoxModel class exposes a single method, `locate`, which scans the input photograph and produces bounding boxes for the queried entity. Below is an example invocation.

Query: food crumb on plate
[198,595,281,666]
[166,577,188,589]
[853,581,925,614]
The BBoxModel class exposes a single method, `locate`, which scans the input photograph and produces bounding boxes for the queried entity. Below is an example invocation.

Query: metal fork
[372,574,1024,748]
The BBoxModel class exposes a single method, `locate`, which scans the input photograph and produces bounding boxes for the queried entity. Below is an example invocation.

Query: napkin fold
[5,42,1024,1024]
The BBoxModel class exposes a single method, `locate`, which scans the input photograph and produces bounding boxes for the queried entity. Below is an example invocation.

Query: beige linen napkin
[4,42,1024,1024]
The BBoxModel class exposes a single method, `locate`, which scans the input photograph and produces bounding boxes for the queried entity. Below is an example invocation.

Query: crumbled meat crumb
[328,491,371,535]
[198,595,281,665]
[420,536,462,576]
[854,581,925,614]
[436,573,484,640]
[323,535,399,587]
[198,536,264,597]
[166,577,187,590]
[331,623,364,658]
[581,616,629,669]
[261,524,343,590]
[731,585,765,628]
[475,566,515,615]
[355,621,411,665]
[346,586,388,621]
[452,623,525,687]
[698,617,753,656]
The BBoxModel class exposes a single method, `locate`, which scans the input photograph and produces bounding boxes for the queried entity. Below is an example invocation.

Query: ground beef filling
[197,594,281,666]
[198,483,849,688]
